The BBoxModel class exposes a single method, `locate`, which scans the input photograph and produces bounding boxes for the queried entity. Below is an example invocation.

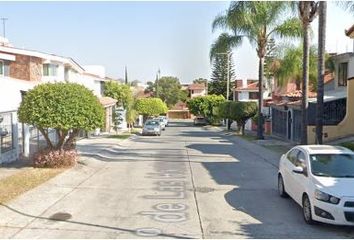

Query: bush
[18,82,104,150]
[187,95,225,124]
[33,148,78,168]
[135,98,168,117]
[218,101,257,135]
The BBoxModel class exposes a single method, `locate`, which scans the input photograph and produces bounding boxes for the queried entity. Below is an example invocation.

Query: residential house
[270,47,353,143]
[167,83,207,119]
[187,83,207,98]
[0,38,118,163]
[232,79,271,131]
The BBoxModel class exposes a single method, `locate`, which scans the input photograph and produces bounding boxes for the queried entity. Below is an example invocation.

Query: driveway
[0,120,353,238]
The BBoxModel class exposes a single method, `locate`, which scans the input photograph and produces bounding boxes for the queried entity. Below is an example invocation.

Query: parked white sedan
[278,145,354,225]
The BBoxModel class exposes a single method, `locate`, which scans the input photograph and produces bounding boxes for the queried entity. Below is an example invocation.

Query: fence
[0,111,19,164]
[27,126,58,157]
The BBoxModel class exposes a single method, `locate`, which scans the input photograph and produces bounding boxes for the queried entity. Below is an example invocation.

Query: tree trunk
[38,127,54,149]
[257,57,264,140]
[65,129,79,150]
[316,1,327,144]
[301,20,310,145]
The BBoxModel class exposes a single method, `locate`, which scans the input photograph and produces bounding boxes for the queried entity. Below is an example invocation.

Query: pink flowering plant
[33,148,78,168]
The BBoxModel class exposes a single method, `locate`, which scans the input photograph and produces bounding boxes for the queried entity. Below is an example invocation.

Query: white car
[278,145,354,226]
[142,120,161,136]
[154,118,166,131]
[158,116,169,126]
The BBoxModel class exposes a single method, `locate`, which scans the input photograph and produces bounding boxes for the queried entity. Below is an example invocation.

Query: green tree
[104,81,133,108]
[18,82,104,150]
[135,98,168,118]
[145,77,185,108]
[155,76,183,108]
[187,95,225,124]
[179,89,189,103]
[212,1,302,139]
[209,53,235,99]
[193,78,208,87]
[273,45,318,91]
[218,101,257,135]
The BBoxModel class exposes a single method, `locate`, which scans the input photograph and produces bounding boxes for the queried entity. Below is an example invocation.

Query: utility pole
[124,65,128,85]
[156,68,160,98]
[1,18,8,38]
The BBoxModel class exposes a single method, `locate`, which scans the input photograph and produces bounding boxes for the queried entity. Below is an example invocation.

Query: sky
[0,1,353,84]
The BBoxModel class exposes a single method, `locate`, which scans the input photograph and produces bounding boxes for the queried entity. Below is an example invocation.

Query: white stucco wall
[83,65,106,78]
[0,77,37,112]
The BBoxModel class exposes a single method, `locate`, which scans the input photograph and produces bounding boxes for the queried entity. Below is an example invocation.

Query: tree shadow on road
[186,140,354,239]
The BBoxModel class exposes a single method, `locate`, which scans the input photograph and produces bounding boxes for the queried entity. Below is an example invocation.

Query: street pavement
[0,120,354,238]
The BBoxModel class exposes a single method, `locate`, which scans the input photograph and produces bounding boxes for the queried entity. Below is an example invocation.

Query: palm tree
[211,1,302,139]
[337,1,354,14]
[273,45,318,91]
[316,2,327,144]
[298,1,318,145]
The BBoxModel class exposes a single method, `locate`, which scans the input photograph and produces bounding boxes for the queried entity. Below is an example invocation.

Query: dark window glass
[310,154,354,177]
[338,62,348,86]
[287,149,298,165]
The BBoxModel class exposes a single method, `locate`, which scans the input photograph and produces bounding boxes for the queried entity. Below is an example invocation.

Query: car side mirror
[293,166,304,174]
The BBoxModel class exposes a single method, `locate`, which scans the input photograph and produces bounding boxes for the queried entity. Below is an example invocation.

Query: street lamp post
[216,51,232,129]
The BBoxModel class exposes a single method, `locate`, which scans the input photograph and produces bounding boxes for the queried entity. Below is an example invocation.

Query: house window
[100,81,105,96]
[43,64,58,76]
[338,62,348,87]
[249,92,259,100]
[0,60,3,75]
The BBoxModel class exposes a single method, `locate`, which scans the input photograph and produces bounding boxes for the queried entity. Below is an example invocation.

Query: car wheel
[278,175,288,198]
[302,194,315,225]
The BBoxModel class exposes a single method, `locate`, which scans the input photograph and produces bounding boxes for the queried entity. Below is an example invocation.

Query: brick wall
[9,54,30,80]
[5,53,42,81]
[29,56,42,81]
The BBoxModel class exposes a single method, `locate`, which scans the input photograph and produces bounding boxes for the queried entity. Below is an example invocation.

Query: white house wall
[0,77,37,112]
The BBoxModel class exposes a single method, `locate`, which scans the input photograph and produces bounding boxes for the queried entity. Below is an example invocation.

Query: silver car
[142,120,161,136]
[154,118,166,130]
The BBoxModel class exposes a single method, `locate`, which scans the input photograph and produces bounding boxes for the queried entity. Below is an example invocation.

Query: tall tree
[264,38,277,92]
[212,1,302,139]
[148,76,185,108]
[298,1,318,144]
[209,53,235,99]
[338,1,354,14]
[316,1,327,144]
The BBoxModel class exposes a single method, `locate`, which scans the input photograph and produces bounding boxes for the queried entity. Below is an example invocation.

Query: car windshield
[145,121,159,126]
[310,153,354,178]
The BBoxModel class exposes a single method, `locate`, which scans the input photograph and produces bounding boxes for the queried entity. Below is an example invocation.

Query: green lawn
[107,134,132,140]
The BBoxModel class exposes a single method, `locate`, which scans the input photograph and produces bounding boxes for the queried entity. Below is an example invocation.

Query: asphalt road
[1,120,354,238]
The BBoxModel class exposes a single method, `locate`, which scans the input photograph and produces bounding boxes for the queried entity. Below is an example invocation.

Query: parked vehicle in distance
[158,116,169,126]
[154,117,166,131]
[193,116,207,126]
[278,145,354,226]
[142,120,161,136]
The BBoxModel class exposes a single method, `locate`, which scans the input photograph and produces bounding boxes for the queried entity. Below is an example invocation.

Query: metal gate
[271,108,287,139]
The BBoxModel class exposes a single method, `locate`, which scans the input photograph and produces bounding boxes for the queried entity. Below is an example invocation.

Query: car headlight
[315,190,340,204]
[154,128,159,131]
